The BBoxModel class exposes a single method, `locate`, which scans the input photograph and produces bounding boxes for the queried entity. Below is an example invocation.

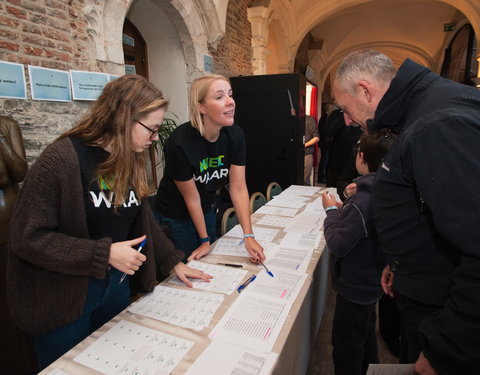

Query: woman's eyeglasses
[138,120,161,140]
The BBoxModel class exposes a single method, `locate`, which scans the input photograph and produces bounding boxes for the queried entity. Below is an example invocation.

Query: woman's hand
[109,235,147,275]
[187,241,212,262]
[244,237,265,263]
[173,262,213,288]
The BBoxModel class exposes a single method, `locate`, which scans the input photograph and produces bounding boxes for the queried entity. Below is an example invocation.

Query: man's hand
[381,265,395,297]
[414,352,438,375]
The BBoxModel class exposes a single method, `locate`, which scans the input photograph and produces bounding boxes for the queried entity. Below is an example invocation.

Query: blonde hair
[60,75,168,207]
[189,74,230,136]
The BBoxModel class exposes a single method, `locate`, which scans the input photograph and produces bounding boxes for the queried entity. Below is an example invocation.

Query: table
[39,186,331,375]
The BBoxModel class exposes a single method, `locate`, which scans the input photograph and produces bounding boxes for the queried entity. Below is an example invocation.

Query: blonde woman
[155,74,265,263]
[7,75,211,370]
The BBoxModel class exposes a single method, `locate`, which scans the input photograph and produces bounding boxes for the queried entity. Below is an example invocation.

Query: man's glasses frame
[138,120,161,140]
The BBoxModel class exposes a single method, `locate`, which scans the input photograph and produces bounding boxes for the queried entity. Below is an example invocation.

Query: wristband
[199,236,210,243]
[325,206,338,212]
[244,233,255,239]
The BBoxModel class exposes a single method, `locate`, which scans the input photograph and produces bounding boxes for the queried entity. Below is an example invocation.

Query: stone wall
[0,0,101,163]
[211,0,254,78]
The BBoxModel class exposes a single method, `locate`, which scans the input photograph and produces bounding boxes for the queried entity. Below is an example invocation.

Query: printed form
[209,269,308,352]
[184,341,278,375]
[264,245,313,273]
[224,225,280,242]
[74,320,193,375]
[255,205,299,217]
[168,260,247,294]
[127,285,224,331]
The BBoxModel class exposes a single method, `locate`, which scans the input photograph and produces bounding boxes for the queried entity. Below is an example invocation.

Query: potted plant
[148,112,179,188]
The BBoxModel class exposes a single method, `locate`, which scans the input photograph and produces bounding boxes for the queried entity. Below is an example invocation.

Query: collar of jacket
[369,58,438,134]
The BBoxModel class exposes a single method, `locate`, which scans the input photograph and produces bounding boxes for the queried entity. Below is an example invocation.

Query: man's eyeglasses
[138,120,161,140]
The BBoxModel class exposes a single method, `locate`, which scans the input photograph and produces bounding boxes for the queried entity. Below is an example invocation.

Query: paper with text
[74,320,193,374]
[209,292,291,352]
[255,205,299,217]
[184,341,278,375]
[168,260,247,294]
[128,285,224,331]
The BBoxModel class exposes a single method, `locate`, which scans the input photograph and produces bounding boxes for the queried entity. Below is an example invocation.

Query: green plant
[148,112,179,187]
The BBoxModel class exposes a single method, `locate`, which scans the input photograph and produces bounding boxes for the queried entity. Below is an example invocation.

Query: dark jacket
[372,58,480,375]
[7,137,184,335]
[324,173,384,304]
[325,109,362,173]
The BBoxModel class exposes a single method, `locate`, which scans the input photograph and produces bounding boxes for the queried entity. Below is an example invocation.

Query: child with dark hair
[321,128,396,375]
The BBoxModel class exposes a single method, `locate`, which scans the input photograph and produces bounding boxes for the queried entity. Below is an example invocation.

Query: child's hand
[322,191,338,208]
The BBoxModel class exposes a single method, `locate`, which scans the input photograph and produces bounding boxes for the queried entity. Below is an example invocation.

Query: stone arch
[83,0,226,80]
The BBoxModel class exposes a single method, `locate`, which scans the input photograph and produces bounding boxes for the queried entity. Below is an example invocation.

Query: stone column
[247,6,270,75]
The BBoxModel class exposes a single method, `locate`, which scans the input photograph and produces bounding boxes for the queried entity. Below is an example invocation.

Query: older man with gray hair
[333,49,480,375]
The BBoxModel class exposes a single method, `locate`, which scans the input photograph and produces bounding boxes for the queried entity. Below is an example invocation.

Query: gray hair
[335,49,397,95]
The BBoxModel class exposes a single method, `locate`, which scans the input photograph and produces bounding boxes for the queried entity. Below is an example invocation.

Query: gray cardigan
[7,137,183,335]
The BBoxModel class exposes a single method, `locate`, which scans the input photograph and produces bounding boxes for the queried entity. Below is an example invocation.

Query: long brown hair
[60,75,168,206]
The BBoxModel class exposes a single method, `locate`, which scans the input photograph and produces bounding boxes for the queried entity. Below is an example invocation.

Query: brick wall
[211,0,254,78]
[0,0,99,162]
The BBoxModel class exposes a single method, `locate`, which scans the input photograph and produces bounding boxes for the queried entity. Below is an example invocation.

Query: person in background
[7,75,211,370]
[322,128,396,375]
[0,116,36,374]
[155,74,265,263]
[324,105,362,187]
[304,115,319,185]
[333,48,480,375]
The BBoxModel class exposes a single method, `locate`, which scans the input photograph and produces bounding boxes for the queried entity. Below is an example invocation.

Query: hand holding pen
[107,235,147,284]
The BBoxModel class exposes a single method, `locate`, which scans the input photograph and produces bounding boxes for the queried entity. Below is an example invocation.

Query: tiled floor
[306,281,398,375]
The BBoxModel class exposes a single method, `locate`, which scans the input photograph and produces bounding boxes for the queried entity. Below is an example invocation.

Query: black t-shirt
[155,122,246,219]
[71,136,141,242]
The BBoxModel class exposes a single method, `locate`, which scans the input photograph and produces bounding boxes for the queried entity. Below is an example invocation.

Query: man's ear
[358,80,373,103]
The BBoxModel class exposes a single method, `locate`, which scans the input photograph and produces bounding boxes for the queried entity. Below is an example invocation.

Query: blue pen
[237,274,257,293]
[259,259,274,277]
[119,238,147,284]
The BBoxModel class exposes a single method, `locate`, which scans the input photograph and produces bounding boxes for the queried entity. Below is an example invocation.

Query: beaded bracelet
[325,206,338,212]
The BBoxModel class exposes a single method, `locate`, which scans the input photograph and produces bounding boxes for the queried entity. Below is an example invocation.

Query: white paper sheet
[74,320,193,374]
[245,269,308,302]
[264,245,313,273]
[366,364,415,375]
[255,215,293,228]
[280,185,320,196]
[279,231,323,252]
[127,285,224,331]
[211,237,250,256]
[284,211,325,234]
[265,198,306,209]
[254,205,299,217]
[168,260,247,294]
[209,292,291,352]
[184,341,278,375]
[224,225,280,242]
[45,370,70,375]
